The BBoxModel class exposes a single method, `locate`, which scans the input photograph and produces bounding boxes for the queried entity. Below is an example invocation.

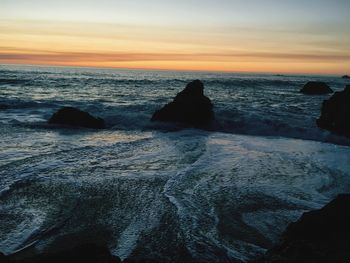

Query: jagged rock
[317,85,350,137]
[300,81,333,95]
[342,75,350,79]
[253,194,350,263]
[48,107,105,129]
[0,252,11,263]
[151,80,214,127]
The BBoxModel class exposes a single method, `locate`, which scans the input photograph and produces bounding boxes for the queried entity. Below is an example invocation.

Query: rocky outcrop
[2,244,121,263]
[317,85,350,137]
[151,80,214,127]
[342,75,350,79]
[300,81,333,95]
[253,194,350,263]
[48,107,105,129]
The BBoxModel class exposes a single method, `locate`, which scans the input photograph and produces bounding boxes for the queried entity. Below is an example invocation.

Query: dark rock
[317,85,350,137]
[0,252,11,263]
[300,81,333,95]
[3,244,121,263]
[48,107,105,129]
[253,194,350,263]
[151,80,214,127]
[342,75,350,79]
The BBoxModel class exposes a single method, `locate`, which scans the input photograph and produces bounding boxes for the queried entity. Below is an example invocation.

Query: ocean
[1,64,350,262]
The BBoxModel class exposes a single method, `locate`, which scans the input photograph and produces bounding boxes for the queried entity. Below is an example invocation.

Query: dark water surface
[1,64,350,262]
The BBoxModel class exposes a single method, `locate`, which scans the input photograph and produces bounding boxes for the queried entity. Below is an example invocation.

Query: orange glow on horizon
[2,60,348,75]
[1,19,350,75]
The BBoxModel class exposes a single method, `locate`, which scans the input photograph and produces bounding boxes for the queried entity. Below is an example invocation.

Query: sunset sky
[0,0,349,74]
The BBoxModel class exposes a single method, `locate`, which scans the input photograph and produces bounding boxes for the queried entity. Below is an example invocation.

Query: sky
[0,0,349,74]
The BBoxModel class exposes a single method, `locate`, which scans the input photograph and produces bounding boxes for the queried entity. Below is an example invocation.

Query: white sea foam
[1,130,350,261]
[162,132,350,261]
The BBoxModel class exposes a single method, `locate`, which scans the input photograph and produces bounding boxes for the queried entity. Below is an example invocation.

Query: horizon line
[0,62,344,77]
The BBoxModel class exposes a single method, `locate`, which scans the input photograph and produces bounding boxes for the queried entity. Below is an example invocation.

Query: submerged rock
[151,80,214,127]
[2,244,121,263]
[317,85,350,137]
[48,107,105,129]
[300,81,333,95]
[253,194,350,263]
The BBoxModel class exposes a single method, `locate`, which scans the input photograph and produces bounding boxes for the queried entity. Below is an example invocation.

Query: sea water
[0,64,350,262]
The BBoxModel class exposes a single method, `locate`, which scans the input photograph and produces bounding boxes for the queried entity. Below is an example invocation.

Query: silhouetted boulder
[300,81,333,95]
[2,244,121,263]
[0,252,10,263]
[342,75,350,79]
[317,85,350,137]
[151,80,214,127]
[253,194,350,263]
[48,107,105,129]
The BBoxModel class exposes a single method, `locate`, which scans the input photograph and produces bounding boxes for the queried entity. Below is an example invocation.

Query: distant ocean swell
[1,92,349,145]
[0,75,302,88]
